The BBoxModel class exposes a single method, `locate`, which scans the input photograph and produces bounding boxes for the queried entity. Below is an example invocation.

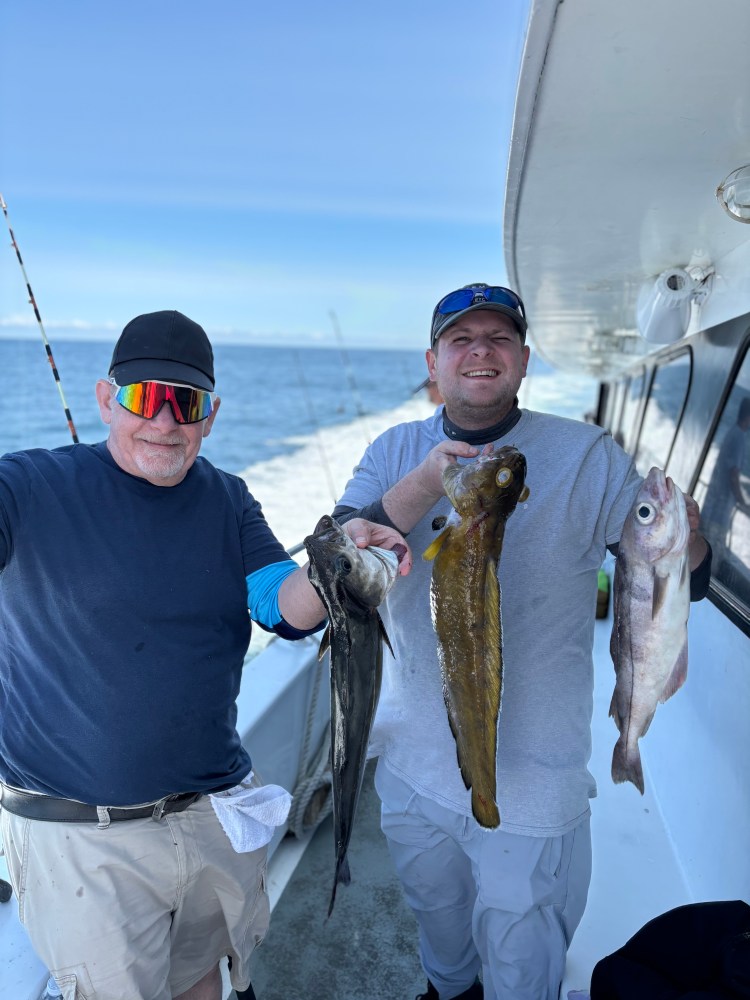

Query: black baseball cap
[109,310,215,390]
[430,283,527,348]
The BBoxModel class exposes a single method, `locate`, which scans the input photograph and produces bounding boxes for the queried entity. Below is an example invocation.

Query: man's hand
[380,441,480,534]
[412,441,482,501]
[342,518,412,576]
[682,491,709,571]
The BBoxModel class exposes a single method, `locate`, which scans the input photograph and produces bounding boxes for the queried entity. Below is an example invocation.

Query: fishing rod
[0,193,79,443]
[328,309,372,445]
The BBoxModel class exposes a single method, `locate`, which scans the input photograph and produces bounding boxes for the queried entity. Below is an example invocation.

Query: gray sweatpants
[375,761,592,1000]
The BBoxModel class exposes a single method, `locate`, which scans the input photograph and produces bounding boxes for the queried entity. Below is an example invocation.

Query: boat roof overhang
[504,0,750,378]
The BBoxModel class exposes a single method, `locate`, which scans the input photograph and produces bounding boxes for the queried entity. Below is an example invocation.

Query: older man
[334,284,710,1000]
[0,310,409,1000]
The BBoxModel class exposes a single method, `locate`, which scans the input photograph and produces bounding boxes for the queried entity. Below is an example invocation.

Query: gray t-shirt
[337,408,641,836]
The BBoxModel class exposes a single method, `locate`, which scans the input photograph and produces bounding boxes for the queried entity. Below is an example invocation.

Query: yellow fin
[519,485,530,502]
[423,529,450,562]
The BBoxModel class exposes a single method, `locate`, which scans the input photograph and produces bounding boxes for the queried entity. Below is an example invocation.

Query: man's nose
[152,400,180,426]
[470,337,492,354]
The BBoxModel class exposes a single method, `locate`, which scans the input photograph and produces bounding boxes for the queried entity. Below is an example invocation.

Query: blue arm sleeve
[246,560,300,628]
[246,560,327,639]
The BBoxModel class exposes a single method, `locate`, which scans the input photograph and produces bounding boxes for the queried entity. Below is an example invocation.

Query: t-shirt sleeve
[601,436,643,547]
[336,438,391,511]
[239,484,325,639]
[239,486,292,577]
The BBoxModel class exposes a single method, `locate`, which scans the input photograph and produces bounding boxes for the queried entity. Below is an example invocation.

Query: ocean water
[0,336,597,553]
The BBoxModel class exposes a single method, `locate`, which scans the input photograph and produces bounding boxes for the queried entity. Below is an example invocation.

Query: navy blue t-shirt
[0,442,296,805]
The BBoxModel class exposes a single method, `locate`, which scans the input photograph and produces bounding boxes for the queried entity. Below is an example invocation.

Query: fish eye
[496,467,512,487]
[335,555,352,575]
[636,503,655,524]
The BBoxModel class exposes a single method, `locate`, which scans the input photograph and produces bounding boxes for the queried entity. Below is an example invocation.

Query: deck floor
[246,760,424,1000]
[245,613,692,1000]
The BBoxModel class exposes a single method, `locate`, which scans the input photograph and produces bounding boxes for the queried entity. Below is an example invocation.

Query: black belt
[0,784,202,823]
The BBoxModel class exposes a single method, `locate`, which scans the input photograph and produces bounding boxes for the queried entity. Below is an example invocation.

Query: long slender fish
[609,466,691,794]
[423,446,529,828]
[304,515,402,916]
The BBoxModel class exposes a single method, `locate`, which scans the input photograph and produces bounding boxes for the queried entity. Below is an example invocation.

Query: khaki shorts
[1,795,270,999]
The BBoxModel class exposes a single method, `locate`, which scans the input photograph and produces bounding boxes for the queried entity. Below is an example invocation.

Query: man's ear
[95,380,114,425]
[203,396,221,437]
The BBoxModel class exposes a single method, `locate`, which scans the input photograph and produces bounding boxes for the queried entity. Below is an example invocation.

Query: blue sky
[0,1,529,349]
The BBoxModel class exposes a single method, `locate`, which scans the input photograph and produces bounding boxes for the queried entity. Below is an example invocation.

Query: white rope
[287,651,333,838]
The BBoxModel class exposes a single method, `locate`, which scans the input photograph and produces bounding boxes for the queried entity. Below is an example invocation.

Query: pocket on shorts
[0,812,30,921]
[544,833,565,880]
[53,964,95,1000]
[235,852,271,962]
[249,861,271,947]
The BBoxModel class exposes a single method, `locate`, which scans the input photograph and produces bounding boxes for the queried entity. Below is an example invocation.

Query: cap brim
[110,359,215,391]
[432,303,527,347]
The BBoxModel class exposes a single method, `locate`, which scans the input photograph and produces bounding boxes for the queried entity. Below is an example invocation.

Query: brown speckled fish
[423,446,529,828]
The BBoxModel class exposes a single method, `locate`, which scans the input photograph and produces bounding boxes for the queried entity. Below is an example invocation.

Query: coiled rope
[287,647,333,838]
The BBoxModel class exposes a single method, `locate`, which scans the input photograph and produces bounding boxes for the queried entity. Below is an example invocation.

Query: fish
[609,466,691,794]
[423,446,529,828]
[304,514,402,917]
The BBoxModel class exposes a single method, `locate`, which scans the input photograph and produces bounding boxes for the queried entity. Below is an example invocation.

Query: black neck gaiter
[441,402,522,447]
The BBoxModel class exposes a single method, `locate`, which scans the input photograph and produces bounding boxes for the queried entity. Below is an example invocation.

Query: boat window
[602,380,624,436]
[619,371,646,452]
[634,353,691,476]
[694,350,750,616]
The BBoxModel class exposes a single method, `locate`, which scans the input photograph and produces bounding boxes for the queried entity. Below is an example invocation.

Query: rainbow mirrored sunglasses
[435,285,526,320]
[107,378,215,424]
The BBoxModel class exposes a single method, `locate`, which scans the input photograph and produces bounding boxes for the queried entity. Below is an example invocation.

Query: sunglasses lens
[171,384,213,423]
[437,286,525,320]
[115,382,213,423]
[485,287,526,317]
[437,289,476,314]
[115,382,161,418]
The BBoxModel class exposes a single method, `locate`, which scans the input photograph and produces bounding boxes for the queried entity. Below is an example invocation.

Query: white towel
[210,772,292,852]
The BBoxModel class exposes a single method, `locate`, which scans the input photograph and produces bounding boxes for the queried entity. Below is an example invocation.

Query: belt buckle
[152,796,172,821]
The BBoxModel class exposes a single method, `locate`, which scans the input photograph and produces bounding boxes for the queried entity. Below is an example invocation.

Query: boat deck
[242,608,692,999]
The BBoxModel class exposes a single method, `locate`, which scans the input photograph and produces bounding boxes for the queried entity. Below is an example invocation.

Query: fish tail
[611,736,645,794]
[327,854,351,918]
[471,788,500,829]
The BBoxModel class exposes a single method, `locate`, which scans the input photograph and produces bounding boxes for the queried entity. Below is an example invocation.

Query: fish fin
[423,528,450,561]
[378,613,395,658]
[651,570,669,618]
[679,553,689,587]
[660,641,688,702]
[431,515,447,531]
[484,558,502,652]
[472,789,500,829]
[518,485,530,502]
[608,690,620,725]
[327,854,351,919]
[318,625,331,661]
[611,736,645,794]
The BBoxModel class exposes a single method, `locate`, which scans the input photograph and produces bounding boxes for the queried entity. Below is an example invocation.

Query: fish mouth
[309,515,407,567]
[643,467,672,504]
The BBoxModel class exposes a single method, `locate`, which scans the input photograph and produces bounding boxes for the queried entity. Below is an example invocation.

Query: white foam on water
[239,396,435,552]
[239,395,435,659]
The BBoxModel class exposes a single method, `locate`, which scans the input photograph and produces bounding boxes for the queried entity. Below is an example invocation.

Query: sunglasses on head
[108,379,214,424]
[436,286,526,320]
